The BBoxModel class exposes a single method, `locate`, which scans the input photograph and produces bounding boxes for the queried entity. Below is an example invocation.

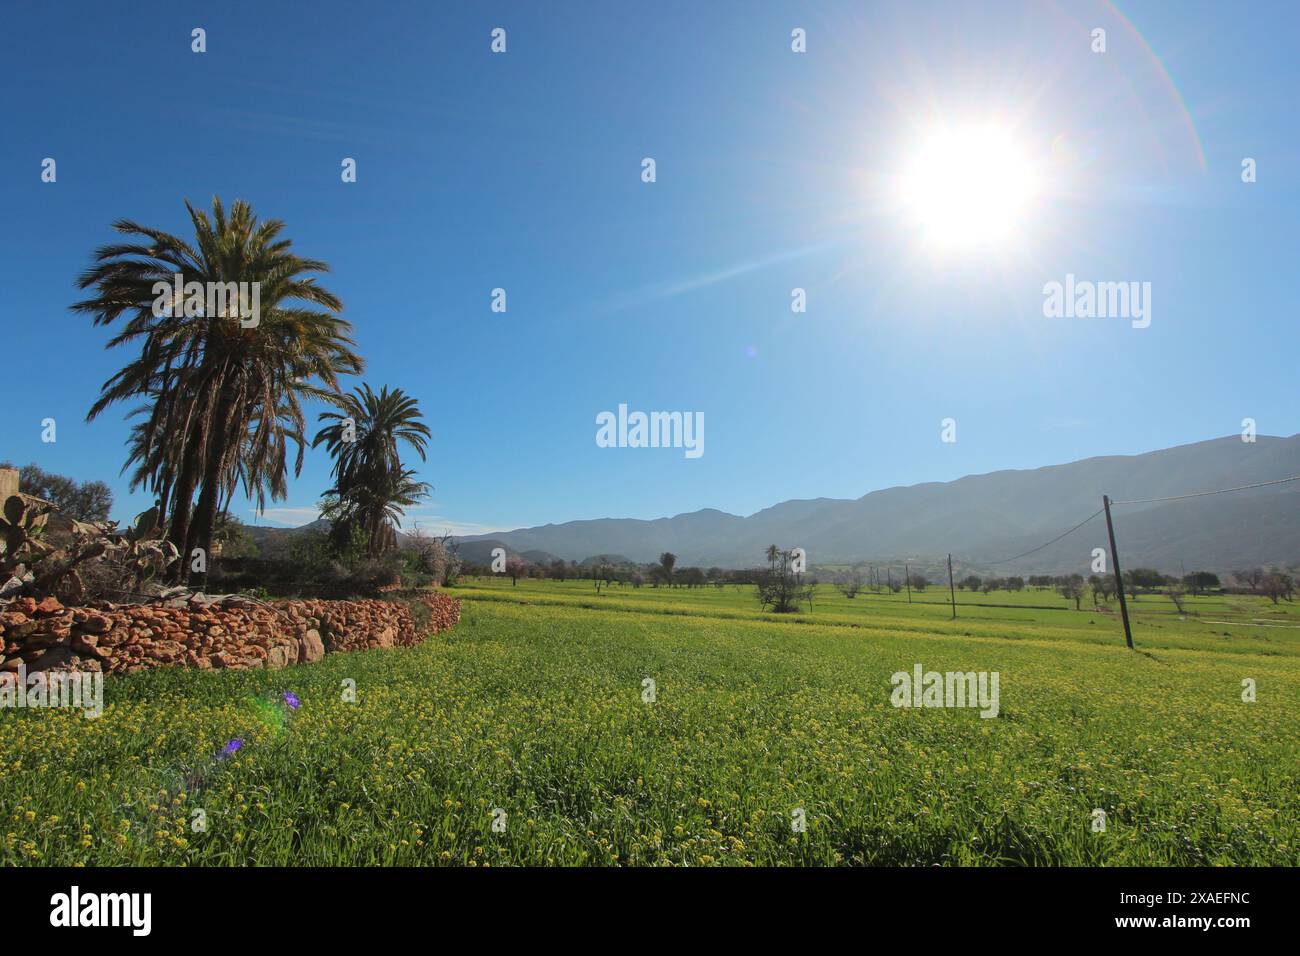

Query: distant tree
[1182,571,1219,596]
[1005,576,1025,592]
[909,572,928,592]
[1088,574,1114,603]
[1125,568,1165,594]
[1262,572,1295,604]
[406,525,461,586]
[706,567,726,589]
[1233,568,1266,593]
[678,566,706,588]
[505,556,528,586]
[2,461,113,522]
[836,568,864,598]
[1058,574,1085,610]
[959,575,982,591]
[549,558,569,581]
[755,546,815,613]
[659,551,677,586]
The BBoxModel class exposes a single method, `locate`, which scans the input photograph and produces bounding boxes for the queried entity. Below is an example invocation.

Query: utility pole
[947,553,957,619]
[905,563,912,603]
[887,568,892,594]
[1103,494,1134,649]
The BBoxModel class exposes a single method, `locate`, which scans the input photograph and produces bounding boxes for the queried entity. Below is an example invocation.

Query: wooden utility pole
[947,553,957,619]
[905,563,912,603]
[887,568,892,593]
[1103,494,1134,649]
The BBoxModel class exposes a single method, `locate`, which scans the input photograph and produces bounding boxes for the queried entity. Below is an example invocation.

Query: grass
[2,579,1296,865]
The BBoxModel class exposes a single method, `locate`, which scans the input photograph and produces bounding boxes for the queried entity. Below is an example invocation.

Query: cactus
[1,494,54,569]
[0,499,179,602]
[123,503,161,543]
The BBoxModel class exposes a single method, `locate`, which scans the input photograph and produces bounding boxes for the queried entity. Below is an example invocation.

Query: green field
[3,579,1297,866]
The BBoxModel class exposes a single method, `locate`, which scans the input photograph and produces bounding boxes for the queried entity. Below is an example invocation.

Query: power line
[1110,474,1300,506]
[933,473,1298,574]
[978,508,1104,567]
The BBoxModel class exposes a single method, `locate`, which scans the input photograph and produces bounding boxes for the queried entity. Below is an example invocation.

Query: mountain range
[448,435,1300,574]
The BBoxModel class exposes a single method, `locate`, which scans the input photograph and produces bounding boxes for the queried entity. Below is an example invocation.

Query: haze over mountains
[450,435,1300,574]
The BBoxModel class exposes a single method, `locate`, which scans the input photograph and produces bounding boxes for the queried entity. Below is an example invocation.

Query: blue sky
[2,0,1296,533]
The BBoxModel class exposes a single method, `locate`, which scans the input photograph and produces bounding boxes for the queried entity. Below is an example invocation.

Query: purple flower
[222,739,244,757]
[283,692,300,711]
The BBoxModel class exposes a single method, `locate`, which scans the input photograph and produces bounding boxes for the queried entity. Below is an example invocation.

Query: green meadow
[3,579,1297,866]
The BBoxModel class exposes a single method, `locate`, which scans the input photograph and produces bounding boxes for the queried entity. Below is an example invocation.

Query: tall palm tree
[313,384,431,557]
[73,197,364,576]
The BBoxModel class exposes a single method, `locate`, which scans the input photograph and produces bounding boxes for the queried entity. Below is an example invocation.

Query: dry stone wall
[0,592,460,678]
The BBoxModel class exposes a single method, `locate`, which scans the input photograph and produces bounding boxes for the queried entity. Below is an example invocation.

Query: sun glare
[899,123,1042,250]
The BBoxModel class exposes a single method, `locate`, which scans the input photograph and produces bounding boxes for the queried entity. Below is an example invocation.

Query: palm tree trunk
[168,446,200,578]
[188,387,240,575]
[187,465,220,578]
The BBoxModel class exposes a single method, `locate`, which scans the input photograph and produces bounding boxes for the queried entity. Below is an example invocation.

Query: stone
[299,628,325,664]
[266,639,299,671]
[28,646,76,672]
[80,614,113,634]
[6,620,40,639]
[24,629,67,650]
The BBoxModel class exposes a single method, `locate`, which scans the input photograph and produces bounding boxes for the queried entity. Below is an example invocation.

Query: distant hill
[449,435,1300,574]
[449,539,512,565]
[244,518,328,550]
[521,550,564,565]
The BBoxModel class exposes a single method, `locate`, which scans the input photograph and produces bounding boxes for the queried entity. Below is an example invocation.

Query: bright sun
[899,124,1041,250]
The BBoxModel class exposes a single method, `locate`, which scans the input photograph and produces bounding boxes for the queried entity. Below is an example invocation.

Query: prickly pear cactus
[1,494,52,564]
[1,499,179,602]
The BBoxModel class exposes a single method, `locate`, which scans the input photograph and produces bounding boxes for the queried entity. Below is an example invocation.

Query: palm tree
[73,197,364,576]
[121,398,180,521]
[313,384,431,557]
